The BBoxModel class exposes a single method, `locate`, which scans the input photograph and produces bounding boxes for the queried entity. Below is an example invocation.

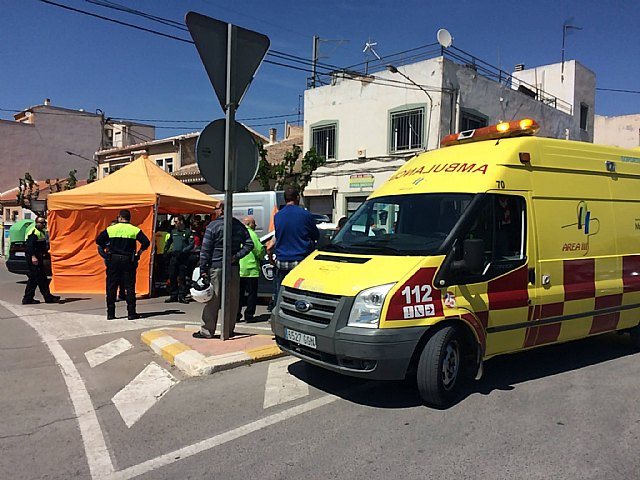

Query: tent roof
[47,156,219,213]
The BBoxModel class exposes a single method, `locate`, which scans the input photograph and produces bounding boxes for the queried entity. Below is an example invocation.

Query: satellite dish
[437,29,453,48]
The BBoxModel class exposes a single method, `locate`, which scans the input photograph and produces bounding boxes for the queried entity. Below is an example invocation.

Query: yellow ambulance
[272,119,640,407]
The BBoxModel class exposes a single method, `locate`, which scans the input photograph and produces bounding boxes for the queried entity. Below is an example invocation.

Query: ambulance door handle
[528,267,535,285]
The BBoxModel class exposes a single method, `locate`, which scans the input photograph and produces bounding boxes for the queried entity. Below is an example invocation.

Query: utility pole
[311,35,319,88]
[561,23,582,82]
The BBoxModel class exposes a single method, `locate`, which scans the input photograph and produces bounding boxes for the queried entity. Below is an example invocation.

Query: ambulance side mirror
[452,238,484,276]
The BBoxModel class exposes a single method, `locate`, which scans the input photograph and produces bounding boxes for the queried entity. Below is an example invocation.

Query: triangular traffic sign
[185,12,270,110]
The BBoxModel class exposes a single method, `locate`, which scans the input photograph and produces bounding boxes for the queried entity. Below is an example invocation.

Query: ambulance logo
[561,201,600,256]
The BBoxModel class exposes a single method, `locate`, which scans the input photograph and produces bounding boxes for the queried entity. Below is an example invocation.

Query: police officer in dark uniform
[22,216,60,305]
[96,209,150,320]
[163,215,194,304]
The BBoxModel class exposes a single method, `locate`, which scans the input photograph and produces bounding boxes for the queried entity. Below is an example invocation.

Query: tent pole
[150,202,158,297]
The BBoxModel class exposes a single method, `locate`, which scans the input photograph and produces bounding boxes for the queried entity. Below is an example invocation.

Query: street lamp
[65,150,97,165]
[66,150,98,182]
[386,64,433,151]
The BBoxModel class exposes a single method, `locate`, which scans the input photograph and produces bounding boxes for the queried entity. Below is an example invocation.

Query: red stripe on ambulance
[524,302,563,347]
[563,258,595,301]
[487,265,529,310]
[622,255,640,293]
[590,294,623,334]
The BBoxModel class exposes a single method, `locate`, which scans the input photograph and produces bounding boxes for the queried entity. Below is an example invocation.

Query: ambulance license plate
[284,328,316,349]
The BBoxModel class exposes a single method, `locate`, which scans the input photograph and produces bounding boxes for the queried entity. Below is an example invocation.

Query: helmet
[190,268,213,303]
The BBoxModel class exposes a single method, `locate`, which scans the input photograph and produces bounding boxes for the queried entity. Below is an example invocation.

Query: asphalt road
[1,260,640,480]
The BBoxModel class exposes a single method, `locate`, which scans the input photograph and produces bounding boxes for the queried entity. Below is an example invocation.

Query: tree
[16,172,39,210]
[271,145,325,195]
[255,143,271,191]
[16,169,80,212]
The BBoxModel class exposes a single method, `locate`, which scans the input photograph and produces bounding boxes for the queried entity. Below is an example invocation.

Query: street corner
[140,326,286,377]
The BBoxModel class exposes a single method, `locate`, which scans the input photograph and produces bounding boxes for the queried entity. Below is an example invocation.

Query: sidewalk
[141,304,286,376]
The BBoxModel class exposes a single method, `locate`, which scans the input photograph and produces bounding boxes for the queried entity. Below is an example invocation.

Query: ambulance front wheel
[416,326,466,408]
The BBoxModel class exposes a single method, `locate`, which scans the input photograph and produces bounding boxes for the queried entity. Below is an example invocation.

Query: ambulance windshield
[323,193,474,256]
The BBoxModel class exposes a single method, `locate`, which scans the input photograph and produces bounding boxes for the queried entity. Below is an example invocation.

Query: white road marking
[112,362,178,428]
[263,357,310,409]
[85,338,134,368]
[1,302,185,340]
[0,300,343,480]
[0,300,115,479]
[110,394,338,480]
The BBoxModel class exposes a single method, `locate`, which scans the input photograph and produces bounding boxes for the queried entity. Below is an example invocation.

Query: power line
[38,0,193,43]
[597,87,640,94]
[38,0,344,73]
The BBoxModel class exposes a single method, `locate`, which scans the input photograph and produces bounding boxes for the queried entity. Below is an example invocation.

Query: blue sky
[1,0,639,141]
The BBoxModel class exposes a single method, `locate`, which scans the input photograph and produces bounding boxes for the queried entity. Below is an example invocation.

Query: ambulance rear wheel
[630,325,640,349]
[416,326,465,408]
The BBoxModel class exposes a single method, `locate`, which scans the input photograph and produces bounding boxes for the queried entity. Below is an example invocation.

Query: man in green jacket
[164,215,194,304]
[238,216,266,322]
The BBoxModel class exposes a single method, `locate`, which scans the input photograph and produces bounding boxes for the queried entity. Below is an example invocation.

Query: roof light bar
[441,118,540,147]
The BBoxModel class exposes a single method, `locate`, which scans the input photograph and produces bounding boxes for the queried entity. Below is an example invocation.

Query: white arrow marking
[112,362,178,428]
[85,338,133,368]
[263,358,309,409]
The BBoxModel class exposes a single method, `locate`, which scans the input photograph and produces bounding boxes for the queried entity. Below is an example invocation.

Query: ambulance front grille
[280,287,341,325]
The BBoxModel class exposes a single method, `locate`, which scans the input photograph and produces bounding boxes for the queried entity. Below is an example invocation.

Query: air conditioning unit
[356,149,366,158]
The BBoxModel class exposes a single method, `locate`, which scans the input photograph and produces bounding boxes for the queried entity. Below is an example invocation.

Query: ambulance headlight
[347,283,396,328]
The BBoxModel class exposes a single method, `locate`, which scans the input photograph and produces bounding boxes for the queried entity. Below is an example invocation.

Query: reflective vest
[155,231,170,253]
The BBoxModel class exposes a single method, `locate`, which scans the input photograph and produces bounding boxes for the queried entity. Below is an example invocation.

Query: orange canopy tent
[47,156,219,295]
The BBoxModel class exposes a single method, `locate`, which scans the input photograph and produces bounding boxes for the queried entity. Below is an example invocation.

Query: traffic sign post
[186,13,269,340]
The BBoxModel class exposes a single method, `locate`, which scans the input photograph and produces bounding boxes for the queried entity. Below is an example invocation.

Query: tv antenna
[437,28,453,48]
[363,38,381,74]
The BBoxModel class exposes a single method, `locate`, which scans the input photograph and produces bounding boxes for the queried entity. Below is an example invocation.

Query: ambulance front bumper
[272,288,429,380]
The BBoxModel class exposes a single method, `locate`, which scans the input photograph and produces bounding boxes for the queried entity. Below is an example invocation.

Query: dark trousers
[272,266,293,308]
[104,260,126,299]
[239,276,259,320]
[154,253,167,284]
[106,254,137,315]
[23,262,51,302]
[167,253,189,298]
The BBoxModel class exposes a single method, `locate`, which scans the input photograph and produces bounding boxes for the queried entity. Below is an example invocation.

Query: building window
[390,107,424,153]
[104,128,114,149]
[102,166,109,178]
[311,123,336,160]
[113,130,123,148]
[156,157,174,173]
[580,103,589,130]
[460,110,488,131]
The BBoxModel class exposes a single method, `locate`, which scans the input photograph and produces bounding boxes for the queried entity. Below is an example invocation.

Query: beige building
[594,114,640,148]
[0,99,154,194]
[98,125,273,194]
[96,132,199,180]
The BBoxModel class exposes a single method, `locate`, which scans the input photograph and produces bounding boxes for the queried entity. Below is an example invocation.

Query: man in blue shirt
[273,186,319,306]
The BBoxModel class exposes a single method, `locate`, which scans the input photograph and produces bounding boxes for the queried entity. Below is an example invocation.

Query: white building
[303,49,595,220]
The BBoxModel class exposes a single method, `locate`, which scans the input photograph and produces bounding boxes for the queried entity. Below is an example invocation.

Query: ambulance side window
[458,194,526,278]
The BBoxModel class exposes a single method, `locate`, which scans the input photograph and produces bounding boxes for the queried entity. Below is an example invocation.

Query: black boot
[107,307,116,320]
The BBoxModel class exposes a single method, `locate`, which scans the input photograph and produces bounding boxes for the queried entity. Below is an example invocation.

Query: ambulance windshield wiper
[320,243,349,253]
[348,240,403,254]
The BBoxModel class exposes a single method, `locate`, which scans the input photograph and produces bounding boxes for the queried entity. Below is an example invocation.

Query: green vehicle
[6,219,52,276]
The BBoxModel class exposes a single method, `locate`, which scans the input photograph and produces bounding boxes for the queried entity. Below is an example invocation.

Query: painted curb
[141,328,285,377]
